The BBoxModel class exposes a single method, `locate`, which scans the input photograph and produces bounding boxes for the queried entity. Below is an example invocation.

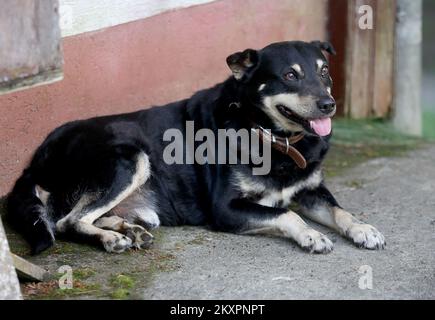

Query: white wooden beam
[60,0,217,37]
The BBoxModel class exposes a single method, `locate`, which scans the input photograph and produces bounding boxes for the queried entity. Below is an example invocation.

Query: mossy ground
[0,201,178,299]
[0,118,429,299]
[324,118,426,177]
[423,111,435,139]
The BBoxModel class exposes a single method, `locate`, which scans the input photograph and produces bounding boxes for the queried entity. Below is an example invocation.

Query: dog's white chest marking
[235,170,323,208]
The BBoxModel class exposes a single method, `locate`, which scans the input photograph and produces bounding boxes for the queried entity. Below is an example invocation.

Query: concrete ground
[5,144,435,300]
[143,145,435,300]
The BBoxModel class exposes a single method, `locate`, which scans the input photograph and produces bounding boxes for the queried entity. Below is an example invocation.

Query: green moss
[423,111,435,139]
[49,283,101,299]
[72,268,96,280]
[110,288,131,299]
[110,274,135,289]
[108,274,136,299]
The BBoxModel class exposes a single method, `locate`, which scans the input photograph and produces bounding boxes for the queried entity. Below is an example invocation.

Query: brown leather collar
[251,124,307,169]
[228,102,307,169]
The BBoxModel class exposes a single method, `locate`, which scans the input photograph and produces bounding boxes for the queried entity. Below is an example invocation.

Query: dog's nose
[317,98,336,114]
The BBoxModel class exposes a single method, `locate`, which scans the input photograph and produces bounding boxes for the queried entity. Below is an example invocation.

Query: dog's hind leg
[94,216,154,249]
[56,152,151,253]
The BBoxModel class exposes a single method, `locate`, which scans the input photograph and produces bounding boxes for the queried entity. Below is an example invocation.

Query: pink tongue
[310,118,332,136]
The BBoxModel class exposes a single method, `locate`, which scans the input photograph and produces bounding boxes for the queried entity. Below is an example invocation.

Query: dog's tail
[6,169,55,254]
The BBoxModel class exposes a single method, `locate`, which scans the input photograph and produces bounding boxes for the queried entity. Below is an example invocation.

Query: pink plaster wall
[0,0,328,195]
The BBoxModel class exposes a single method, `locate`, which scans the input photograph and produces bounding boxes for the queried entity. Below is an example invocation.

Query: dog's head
[227,41,336,136]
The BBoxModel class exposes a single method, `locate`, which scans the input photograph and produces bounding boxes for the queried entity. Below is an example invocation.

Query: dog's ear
[311,41,336,56]
[226,49,259,80]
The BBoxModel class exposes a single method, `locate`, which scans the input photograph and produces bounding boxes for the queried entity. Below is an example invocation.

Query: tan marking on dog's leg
[299,205,337,230]
[94,216,125,230]
[300,205,385,250]
[243,211,333,254]
[333,207,385,249]
[75,221,132,253]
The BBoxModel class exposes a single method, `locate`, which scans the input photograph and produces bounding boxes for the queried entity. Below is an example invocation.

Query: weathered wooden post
[393,0,423,136]
[0,218,22,300]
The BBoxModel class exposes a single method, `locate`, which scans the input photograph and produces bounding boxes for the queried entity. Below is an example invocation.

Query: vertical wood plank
[339,0,396,119]
[344,0,376,119]
[372,0,396,117]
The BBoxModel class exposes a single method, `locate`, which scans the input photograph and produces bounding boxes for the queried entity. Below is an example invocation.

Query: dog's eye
[284,71,297,81]
[321,66,329,78]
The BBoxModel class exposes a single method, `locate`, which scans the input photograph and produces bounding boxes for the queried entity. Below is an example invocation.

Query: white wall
[59,0,217,37]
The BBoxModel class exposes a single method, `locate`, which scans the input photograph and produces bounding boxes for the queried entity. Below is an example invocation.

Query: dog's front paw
[346,224,385,250]
[297,229,334,254]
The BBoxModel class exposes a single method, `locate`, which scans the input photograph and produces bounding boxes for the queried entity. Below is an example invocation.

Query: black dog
[7,40,385,254]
